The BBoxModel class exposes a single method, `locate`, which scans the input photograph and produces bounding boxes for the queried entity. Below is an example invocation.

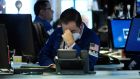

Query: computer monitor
[136,0,140,15]
[0,24,10,69]
[109,19,131,49]
[0,14,35,57]
[125,16,140,56]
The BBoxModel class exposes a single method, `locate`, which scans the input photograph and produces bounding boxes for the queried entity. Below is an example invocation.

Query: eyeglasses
[43,7,51,10]
[43,8,53,13]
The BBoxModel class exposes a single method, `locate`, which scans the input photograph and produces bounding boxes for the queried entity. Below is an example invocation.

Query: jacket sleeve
[38,33,54,66]
[72,44,81,56]
[89,32,100,70]
[91,31,100,45]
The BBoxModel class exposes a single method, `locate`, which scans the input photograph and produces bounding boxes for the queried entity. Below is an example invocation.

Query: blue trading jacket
[34,16,53,32]
[39,25,100,70]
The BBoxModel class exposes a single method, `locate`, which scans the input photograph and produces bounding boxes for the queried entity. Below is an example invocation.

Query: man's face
[40,2,53,22]
[62,21,81,34]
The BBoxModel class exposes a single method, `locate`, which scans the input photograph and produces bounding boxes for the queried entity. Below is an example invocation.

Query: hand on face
[62,29,75,46]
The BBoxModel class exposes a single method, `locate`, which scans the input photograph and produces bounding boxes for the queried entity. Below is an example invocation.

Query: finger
[62,34,64,38]
[65,29,72,35]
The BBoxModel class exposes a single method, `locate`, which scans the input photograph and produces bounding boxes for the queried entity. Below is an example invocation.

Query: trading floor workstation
[0,0,140,79]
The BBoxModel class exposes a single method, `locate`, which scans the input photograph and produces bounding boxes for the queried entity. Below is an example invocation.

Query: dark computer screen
[0,14,35,56]
[0,24,10,69]
[125,17,140,55]
[109,19,131,49]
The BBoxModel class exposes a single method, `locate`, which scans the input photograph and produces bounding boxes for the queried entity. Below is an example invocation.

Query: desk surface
[95,63,124,70]
[0,71,139,79]
[11,62,124,71]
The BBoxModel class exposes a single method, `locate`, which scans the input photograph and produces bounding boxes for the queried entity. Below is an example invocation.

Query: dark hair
[34,0,49,16]
[52,19,61,29]
[60,8,82,28]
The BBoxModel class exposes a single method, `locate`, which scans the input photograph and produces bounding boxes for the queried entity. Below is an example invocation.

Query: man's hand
[49,64,56,69]
[62,29,75,46]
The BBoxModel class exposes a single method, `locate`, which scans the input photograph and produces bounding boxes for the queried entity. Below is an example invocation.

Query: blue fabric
[39,25,100,70]
[34,16,52,32]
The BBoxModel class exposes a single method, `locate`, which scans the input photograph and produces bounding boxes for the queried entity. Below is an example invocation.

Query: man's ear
[80,23,83,29]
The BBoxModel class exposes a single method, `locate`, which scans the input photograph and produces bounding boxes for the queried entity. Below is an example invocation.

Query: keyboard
[14,66,55,74]
[0,69,13,75]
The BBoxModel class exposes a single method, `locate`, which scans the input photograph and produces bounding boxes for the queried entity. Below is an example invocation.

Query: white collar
[79,24,85,39]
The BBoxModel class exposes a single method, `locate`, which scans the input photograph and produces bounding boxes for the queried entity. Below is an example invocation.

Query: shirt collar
[79,24,85,39]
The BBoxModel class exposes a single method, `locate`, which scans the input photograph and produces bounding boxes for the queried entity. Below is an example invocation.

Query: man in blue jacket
[34,0,54,35]
[39,8,100,71]
[33,0,54,62]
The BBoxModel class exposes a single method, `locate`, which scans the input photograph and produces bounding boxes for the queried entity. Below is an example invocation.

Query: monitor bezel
[0,24,11,69]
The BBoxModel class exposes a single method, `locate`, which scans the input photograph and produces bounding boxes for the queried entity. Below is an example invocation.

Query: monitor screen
[137,0,140,14]
[109,19,131,49]
[0,14,35,56]
[125,18,140,55]
[0,24,10,69]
